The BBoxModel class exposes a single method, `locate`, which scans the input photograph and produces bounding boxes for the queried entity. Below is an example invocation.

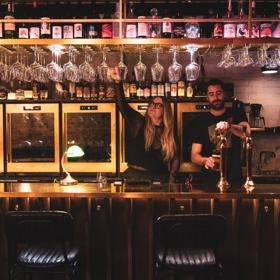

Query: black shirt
[191,108,247,183]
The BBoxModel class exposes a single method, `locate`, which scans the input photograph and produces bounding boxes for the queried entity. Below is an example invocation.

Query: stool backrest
[155,214,227,251]
[6,211,74,244]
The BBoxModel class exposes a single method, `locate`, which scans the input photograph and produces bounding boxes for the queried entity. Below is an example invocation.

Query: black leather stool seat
[158,248,216,270]
[17,245,80,268]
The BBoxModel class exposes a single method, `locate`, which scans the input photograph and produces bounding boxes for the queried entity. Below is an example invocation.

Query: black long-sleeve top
[116,84,180,181]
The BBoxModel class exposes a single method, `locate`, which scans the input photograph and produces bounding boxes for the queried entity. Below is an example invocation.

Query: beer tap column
[217,133,230,193]
[243,136,255,193]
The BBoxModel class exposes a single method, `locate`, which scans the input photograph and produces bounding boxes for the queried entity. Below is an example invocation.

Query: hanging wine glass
[116,45,128,81]
[63,46,79,82]
[97,47,110,82]
[185,45,200,81]
[79,46,96,82]
[151,47,164,82]
[134,46,147,82]
[168,46,182,83]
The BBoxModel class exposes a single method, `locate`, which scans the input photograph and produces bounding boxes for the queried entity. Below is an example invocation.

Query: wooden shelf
[251,127,266,132]
[0,38,279,48]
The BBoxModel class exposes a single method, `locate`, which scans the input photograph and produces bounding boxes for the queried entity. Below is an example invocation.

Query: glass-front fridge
[62,103,116,173]
[6,103,60,173]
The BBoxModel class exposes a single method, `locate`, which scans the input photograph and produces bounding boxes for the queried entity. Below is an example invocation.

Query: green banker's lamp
[60,143,85,186]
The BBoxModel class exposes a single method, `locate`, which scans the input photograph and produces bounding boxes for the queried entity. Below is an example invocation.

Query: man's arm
[231,121,251,137]
[191,143,215,169]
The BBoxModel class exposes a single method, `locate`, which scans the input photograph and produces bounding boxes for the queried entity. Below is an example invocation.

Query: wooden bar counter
[1,181,280,280]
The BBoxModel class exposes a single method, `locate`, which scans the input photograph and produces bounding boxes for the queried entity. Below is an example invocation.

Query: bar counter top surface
[0,181,280,198]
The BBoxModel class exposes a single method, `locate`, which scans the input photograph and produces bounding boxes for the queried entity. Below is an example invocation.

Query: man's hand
[215,121,230,135]
[204,156,215,169]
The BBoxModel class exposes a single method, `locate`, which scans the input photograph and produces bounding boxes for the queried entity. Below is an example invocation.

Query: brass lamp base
[243,178,255,193]
[59,174,78,186]
[217,177,230,193]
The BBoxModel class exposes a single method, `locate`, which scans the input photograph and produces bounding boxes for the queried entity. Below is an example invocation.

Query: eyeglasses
[207,90,224,97]
[148,102,164,109]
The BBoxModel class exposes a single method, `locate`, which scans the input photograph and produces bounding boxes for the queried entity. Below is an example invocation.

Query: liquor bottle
[173,10,185,38]
[100,13,112,38]
[76,82,83,99]
[18,7,28,39]
[73,17,83,39]
[41,17,51,39]
[162,9,172,38]
[251,0,260,38]
[69,82,76,99]
[170,81,178,98]
[213,0,223,38]
[123,81,130,98]
[177,76,185,98]
[126,1,137,38]
[157,82,165,97]
[136,82,144,99]
[129,73,137,99]
[149,8,161,38]
[52,12,62,39]
[83,83,91,99]
[63,13,74,40]
[112,3,120,38]
[90,83,98,99]
[137,16,149,38]
[260,0,272,38]
[86,14,99,38]
[143,81,151,99]
[186,82,193,98]
[151,81,158,97]
[4,0,16,38]
[98,80,106,99]
[236,0,248,38]
[224,0,236,38]
[29,2,40,39]
[165,80,171,98]
[272,1,280,37]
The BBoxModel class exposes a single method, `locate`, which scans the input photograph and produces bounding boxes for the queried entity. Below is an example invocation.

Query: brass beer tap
[216,132,230,193]
[242,136,255,193]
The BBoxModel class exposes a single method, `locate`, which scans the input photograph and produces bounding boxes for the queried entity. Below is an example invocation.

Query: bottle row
[1,0,280,39]
[1,19,280,40]
[1,79,209,101]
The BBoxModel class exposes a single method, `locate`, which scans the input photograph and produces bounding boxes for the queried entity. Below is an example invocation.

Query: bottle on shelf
[73,16,83,39]
[29,1,40,39]
[149,8,161,38]
[18,7,28,39]
[86,12,99,39]
[41,17,51,39]
[162,9,172,38]
[100,12,113,38]
[126,1,137,38]
[170,81,178,98]
[177,75,186,98]
[173,10,185,38]
[129,73,137,99]
[224,0,236,38]
[112,3,120,38]
[137,15,149,38]
[236,0,248,38]
[272,1,280,37]
[151,81,158,97]
[136,82,144,99]
[143,81,151,99]
[251,0,260,38]
[164,80,171,98]
[123,81,130,98]
[157,81,165,97]
[186,82,193,98]
[76,82,84,99]
[213,0,223,38]
[260,0,272,38]
[4,0,16,39]
[90,83,98,99]
[52,10,62,39]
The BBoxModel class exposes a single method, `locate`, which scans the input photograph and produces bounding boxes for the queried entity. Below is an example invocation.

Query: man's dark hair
[206,79,225,92]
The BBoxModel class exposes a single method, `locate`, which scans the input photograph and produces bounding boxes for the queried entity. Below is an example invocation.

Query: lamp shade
[66,145,85,158]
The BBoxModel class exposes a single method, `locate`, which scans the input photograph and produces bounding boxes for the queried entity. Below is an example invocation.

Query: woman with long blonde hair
[115,82,179,183]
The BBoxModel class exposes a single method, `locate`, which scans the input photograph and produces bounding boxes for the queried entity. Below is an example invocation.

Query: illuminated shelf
[0,38,279,48]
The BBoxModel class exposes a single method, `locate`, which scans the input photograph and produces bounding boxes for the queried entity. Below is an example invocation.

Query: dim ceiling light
[261,65,279,74]
[59,144,84,186]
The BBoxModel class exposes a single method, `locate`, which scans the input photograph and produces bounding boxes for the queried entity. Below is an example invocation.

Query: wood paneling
[1,195,280,280]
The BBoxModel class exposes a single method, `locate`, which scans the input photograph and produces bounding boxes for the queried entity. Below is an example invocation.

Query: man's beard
[209,100,225,110]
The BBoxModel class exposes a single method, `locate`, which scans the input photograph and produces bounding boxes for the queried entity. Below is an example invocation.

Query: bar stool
[6,210,80,280]
[154,214,227,280]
